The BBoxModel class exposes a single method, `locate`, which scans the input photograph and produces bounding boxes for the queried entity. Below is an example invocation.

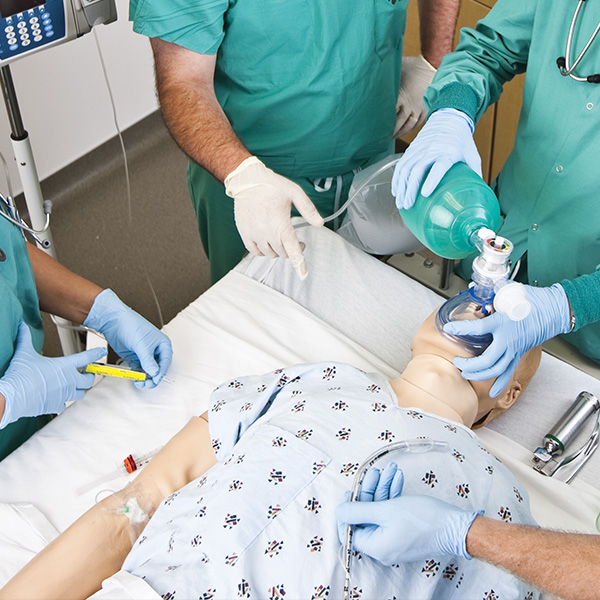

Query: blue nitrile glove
[84,289,173,389]
[336,463,480,565]
[336,462,404,544]
[445,283,571,398]
[392,108,482,210]
[0,322,107,428]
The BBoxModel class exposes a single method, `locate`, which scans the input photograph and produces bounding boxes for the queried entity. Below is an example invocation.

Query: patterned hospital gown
[123,363,539,600]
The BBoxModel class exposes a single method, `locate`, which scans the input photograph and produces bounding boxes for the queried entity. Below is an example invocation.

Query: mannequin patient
[0,311,542,600]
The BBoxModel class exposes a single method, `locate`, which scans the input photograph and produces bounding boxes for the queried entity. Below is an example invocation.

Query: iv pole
[0,63,81,356]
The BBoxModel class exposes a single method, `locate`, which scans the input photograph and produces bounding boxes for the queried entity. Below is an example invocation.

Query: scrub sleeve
[0,206,47,461]
[423,0,600,362]
[131,0,406,283]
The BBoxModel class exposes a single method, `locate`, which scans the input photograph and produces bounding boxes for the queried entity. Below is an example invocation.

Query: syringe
[85,362,147,381]
[75,446,163,495]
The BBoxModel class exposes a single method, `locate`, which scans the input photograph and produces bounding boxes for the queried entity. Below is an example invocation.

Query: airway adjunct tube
[342,438,450,600]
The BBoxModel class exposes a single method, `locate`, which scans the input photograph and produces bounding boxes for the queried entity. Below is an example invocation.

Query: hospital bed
[1,224,599,595]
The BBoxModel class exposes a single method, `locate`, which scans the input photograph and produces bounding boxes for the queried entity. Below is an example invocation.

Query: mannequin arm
[0,414,216,600]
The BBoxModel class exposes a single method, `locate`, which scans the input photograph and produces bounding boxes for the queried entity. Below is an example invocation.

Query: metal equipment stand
[0,64,81,355]
[440,258,454,291]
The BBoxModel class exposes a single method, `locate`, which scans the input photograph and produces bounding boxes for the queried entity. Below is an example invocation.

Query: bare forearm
[27,243,102,324]
[151,38,251,182]
[417,0,459,68]
[467,515,600,600]
[0,498,135,600]
[0,416,216,599]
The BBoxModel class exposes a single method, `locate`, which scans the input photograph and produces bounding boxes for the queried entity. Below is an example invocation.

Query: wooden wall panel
[399,0,503,182]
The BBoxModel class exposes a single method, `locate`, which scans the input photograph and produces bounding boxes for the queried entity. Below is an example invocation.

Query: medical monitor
[0,0,116,65]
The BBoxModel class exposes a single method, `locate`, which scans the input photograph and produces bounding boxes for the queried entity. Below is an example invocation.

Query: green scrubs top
[423,0,600,362]
[0,205,47,461]
[131,0,405,281]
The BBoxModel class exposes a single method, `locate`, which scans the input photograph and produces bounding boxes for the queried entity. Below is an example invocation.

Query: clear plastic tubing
[342,438,450,600]
[294,155,404,229]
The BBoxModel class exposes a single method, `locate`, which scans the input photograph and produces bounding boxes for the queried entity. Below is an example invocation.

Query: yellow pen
[85,362,148,381]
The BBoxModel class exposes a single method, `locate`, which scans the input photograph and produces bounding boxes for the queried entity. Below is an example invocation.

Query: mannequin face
[390,311,540,428]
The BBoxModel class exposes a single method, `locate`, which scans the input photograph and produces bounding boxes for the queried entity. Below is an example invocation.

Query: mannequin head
[390,311,541,428]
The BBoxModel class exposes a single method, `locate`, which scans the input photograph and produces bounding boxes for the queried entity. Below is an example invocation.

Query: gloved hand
[336,462,404,543]
[445,283,572,398]
[392,108,482,210]
[336,463,480,565]
[225,157,325,280]
[84,289,173,389]
[0,322,107,428]
[394,55,437,138]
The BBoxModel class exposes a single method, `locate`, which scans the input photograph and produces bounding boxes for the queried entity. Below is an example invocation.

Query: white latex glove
[394,55,437,138]
[225,157,324,280]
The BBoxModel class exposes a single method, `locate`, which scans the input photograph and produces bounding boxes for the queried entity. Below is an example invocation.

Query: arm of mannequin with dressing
[0,414,217,600]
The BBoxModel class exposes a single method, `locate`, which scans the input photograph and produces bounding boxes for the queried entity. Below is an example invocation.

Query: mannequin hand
[0,322,107,427]
[392,108,481,210]
[225,157,324,280]
[336,463,479,564]
[394,55,436,138]
[84,289,173,389]
[444,283,571,397]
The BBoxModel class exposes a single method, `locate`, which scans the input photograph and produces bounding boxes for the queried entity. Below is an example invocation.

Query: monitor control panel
[0,0,116,65]
[0,0,65,62]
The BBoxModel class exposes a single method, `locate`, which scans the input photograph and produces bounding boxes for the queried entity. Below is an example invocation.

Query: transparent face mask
[434,290,493,355]
[434,233,528,355]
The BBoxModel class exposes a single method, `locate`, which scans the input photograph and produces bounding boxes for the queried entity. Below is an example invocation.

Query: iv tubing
[295,155,404,229]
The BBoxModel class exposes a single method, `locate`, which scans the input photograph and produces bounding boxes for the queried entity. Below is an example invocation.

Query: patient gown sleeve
[207,367,300,461]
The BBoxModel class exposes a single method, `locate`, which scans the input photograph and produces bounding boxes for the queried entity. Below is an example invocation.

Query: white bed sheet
[1,224,599,590]
[0,270,402,585]
[236,224,600,487]
[235,224,600,528]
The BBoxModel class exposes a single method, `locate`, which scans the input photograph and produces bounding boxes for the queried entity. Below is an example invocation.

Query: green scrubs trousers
[131,0,407,282]
[188,164,356,283]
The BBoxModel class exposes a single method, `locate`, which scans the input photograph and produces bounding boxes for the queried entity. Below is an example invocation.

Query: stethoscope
[0,193,52,248]
[557,0,600,83]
